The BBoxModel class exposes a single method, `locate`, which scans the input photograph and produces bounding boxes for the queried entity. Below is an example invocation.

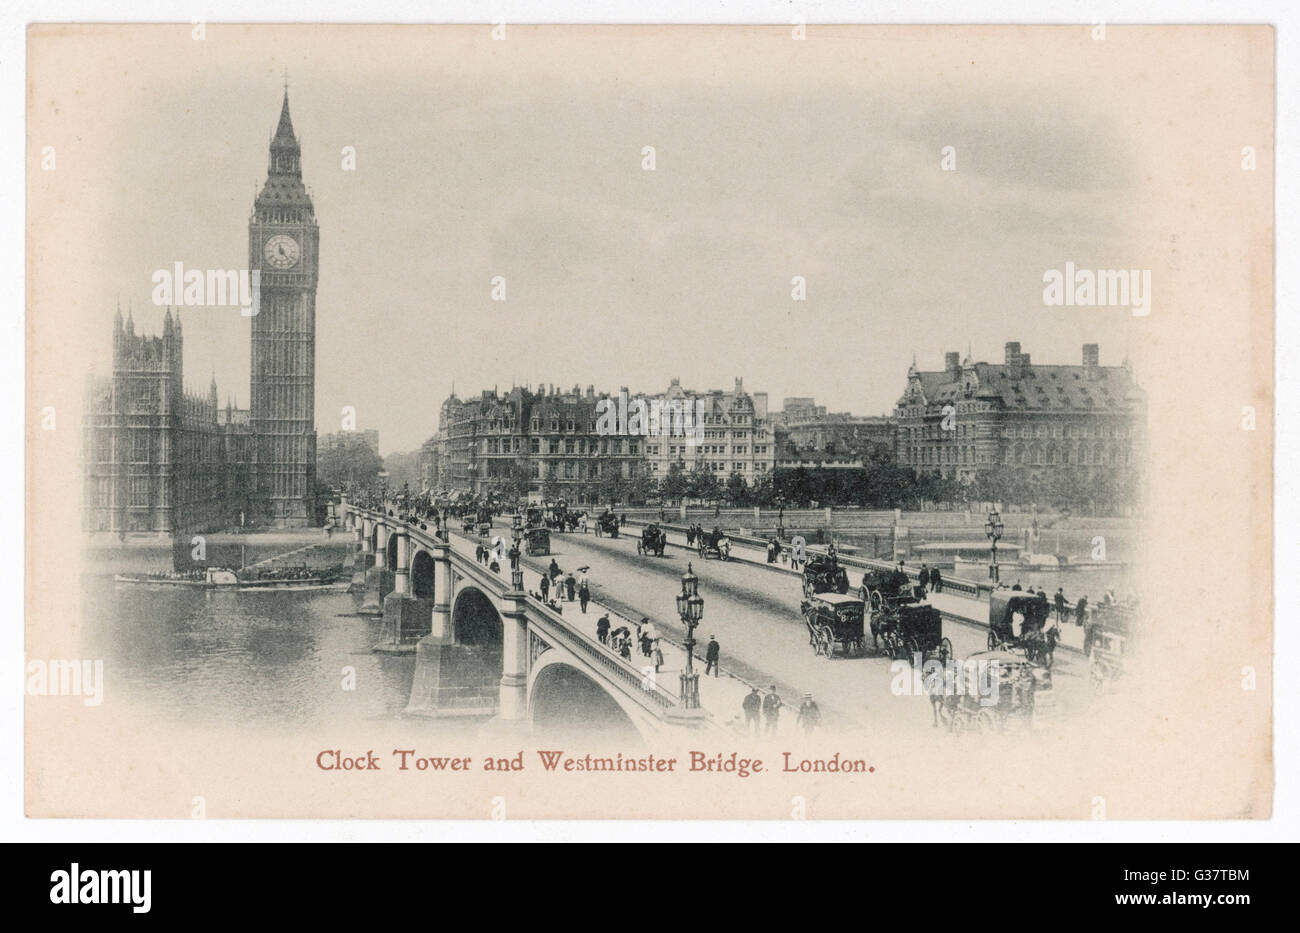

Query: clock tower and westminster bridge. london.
[82,91,321,534]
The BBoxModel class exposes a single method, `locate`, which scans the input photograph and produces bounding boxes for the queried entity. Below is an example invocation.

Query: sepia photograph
[23,21,1274,827]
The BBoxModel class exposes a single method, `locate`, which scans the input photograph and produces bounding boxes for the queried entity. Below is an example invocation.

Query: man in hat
[797,693,821,735]
[596,614,610,645]
[705,634,721,677]
[742,687,762,735]
[762,686,783,735]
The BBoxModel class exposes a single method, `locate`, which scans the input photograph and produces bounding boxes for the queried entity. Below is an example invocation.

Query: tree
[317,437,384,489]
[661,461,688,502]
[627,470,657,506]
[724,471,749,506]
[687,466,720,502]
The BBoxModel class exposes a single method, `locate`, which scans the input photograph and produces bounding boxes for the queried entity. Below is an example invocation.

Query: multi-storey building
[433,385,645,502]
[641,378,775,485]
[83,309,254,534]
[772,397,895,457]
[320,430,379,455]
[895,342,1146,484]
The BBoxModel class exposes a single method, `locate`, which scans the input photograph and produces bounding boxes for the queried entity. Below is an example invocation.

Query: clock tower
[249,90,318,525]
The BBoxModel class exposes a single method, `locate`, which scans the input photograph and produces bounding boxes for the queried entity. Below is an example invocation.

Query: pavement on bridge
[635,521,1088,654]
[447,532,807,738]
[460,524,1093,737]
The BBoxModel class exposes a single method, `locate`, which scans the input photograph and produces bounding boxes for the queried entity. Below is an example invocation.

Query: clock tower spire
[249,88,319,526]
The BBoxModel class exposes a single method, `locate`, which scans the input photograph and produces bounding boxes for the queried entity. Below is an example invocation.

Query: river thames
[79,541,419,731]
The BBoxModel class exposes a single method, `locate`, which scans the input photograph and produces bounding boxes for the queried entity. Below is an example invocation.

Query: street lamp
[984,509,1005,584]
[675,563,704,709]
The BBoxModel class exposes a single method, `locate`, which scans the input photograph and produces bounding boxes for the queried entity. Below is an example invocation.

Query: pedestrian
[1054,587,1066,623]
[762,687,782,735]
[742,687,762,735]
[767,538,777,564]
[705,634,720,677]
[619,638,632,661]
[578,581,590,613]
[1012,579,1023,591]
[642,620,658,656]
[653,640,664,673]
[596,614,610,644]
[931,567,942,593]
[539,573,550,601]
[919,564,930,594]
[508,541,520,570]
[548,558,561,583]
[1075,594,1089,627]
[797,693,821,735]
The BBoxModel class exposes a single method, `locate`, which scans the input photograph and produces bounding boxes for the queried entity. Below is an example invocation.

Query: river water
[80,541,419,731]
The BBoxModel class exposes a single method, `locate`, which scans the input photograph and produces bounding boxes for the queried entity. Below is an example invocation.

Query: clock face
[263,234,301,269]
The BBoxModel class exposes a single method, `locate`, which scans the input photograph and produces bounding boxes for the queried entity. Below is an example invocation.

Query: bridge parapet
[340,500,717,736]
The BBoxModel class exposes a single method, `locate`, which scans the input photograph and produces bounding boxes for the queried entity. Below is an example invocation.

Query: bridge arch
[410,548,436,599]
[385,532,399,572]
[528,654,645,743]
[452,586,503,646]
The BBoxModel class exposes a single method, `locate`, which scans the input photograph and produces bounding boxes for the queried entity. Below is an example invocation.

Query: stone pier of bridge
[340,500,720,739]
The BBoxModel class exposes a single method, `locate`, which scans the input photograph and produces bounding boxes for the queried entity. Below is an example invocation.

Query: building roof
[903,360,1144,414]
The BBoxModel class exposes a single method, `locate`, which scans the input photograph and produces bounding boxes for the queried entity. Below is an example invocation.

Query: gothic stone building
[82,310,254,534]
[248,91,319,526]
[83,91,318,533]
[895,342,1146,484]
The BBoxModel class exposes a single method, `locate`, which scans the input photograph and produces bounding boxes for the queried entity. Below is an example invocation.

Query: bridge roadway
[486,524,1093,737]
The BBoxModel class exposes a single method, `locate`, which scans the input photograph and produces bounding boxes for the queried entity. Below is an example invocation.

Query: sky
[42,25,1152,455]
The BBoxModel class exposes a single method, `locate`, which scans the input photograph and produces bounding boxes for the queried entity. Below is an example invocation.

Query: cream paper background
[26,24,1272,819]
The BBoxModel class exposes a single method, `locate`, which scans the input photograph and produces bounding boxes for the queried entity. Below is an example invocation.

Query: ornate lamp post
[675,563,704,709]
[509,534,524,590]
[984,509,1005,584]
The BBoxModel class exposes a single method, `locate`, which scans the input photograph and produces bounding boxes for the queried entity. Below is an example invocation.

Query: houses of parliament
[82,91,320,534]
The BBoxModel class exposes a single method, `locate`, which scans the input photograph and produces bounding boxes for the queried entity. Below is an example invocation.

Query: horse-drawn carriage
[595,512,620,538]
[861,568,921,613]
[801,553,849,598]
[988,590,1059,667]
[696,527,731,560]
[802,593,867,659]
[870,603,950,663]
[524,526,551,557]
[544,499,572,531]
[1084,603,1132,693]
[475,508,493,537]
[636,523,667,557]
[931,649,1051,734]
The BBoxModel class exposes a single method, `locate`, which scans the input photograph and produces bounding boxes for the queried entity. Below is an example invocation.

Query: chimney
[1083,343,1099,380]
[1004,342,1021,366]
[587,384,594,398]
[945,352,960,377]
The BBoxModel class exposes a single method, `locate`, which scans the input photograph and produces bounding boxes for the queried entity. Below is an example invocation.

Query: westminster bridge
[340,501,1093,741]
